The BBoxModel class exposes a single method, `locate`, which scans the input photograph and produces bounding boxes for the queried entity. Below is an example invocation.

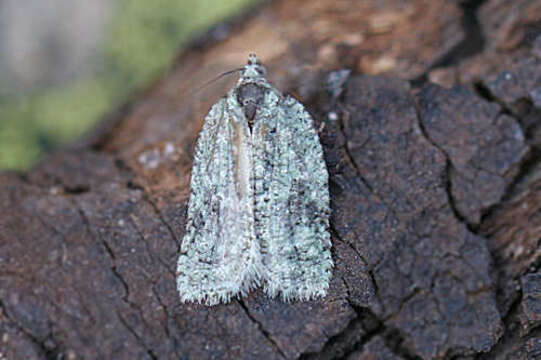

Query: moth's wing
[177,97,263,306]
[253,92,333,301]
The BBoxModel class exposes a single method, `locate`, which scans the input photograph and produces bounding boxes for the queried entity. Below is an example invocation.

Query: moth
[176,54,332,306]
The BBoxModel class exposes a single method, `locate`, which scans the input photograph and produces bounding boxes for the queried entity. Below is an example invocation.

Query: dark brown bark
[1,0,540,359]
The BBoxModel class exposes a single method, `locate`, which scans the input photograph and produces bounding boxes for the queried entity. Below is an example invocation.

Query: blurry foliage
[0,0,255,169]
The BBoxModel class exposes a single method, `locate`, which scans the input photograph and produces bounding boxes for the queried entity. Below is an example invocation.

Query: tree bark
[1,0,540,359]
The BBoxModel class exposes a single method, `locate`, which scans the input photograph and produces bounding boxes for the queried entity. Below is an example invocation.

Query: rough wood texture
[1,0,540,359]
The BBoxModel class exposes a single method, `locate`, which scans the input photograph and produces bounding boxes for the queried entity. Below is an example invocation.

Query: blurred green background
[0,0,256,170]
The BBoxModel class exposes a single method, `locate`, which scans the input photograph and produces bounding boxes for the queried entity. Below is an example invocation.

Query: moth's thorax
[235,54,272,125]
[236,83,268,125]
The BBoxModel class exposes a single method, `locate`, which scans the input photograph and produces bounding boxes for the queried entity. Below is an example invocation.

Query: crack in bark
[336,109,375,196]
[334,107,404,229]
[472,81,525,119]
[382,287,423,324]
[330,227,370,270]
[468,79,539,227]
[141,195,182,254]
[73,200,161,356]
[475,290,524,359]
[478,145,540,225]
[329,226,384,312]
[116,311,158,360]
[412,81,536,358]
[411,98,478,232]
[113,154,182,255]
[74,201,131,304]
[129,214,176,277]
[150,284,172,339]
[326,81,435,360]
[464,78,540,355]
[307,301,423,360]
[301,313,364,359]
[341,276,353,300]
[237,299,287,359]
[379,327,422,360]
[410,0,488,86]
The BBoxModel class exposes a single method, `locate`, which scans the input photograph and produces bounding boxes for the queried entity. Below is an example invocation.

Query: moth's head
[239,53,267,83]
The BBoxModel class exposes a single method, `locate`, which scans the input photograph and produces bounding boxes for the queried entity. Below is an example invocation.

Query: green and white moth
[176,54,332,306]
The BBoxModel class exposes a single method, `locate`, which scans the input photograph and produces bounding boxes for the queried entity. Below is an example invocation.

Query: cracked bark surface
[1,0,540,359]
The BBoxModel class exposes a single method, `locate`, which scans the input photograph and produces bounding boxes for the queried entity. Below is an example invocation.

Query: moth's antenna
[188,67,244,96]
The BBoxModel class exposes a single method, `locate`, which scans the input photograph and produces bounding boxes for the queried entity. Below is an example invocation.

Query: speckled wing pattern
[177,54,332,305]
[253,93,332,301]
[176,97,264,306]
